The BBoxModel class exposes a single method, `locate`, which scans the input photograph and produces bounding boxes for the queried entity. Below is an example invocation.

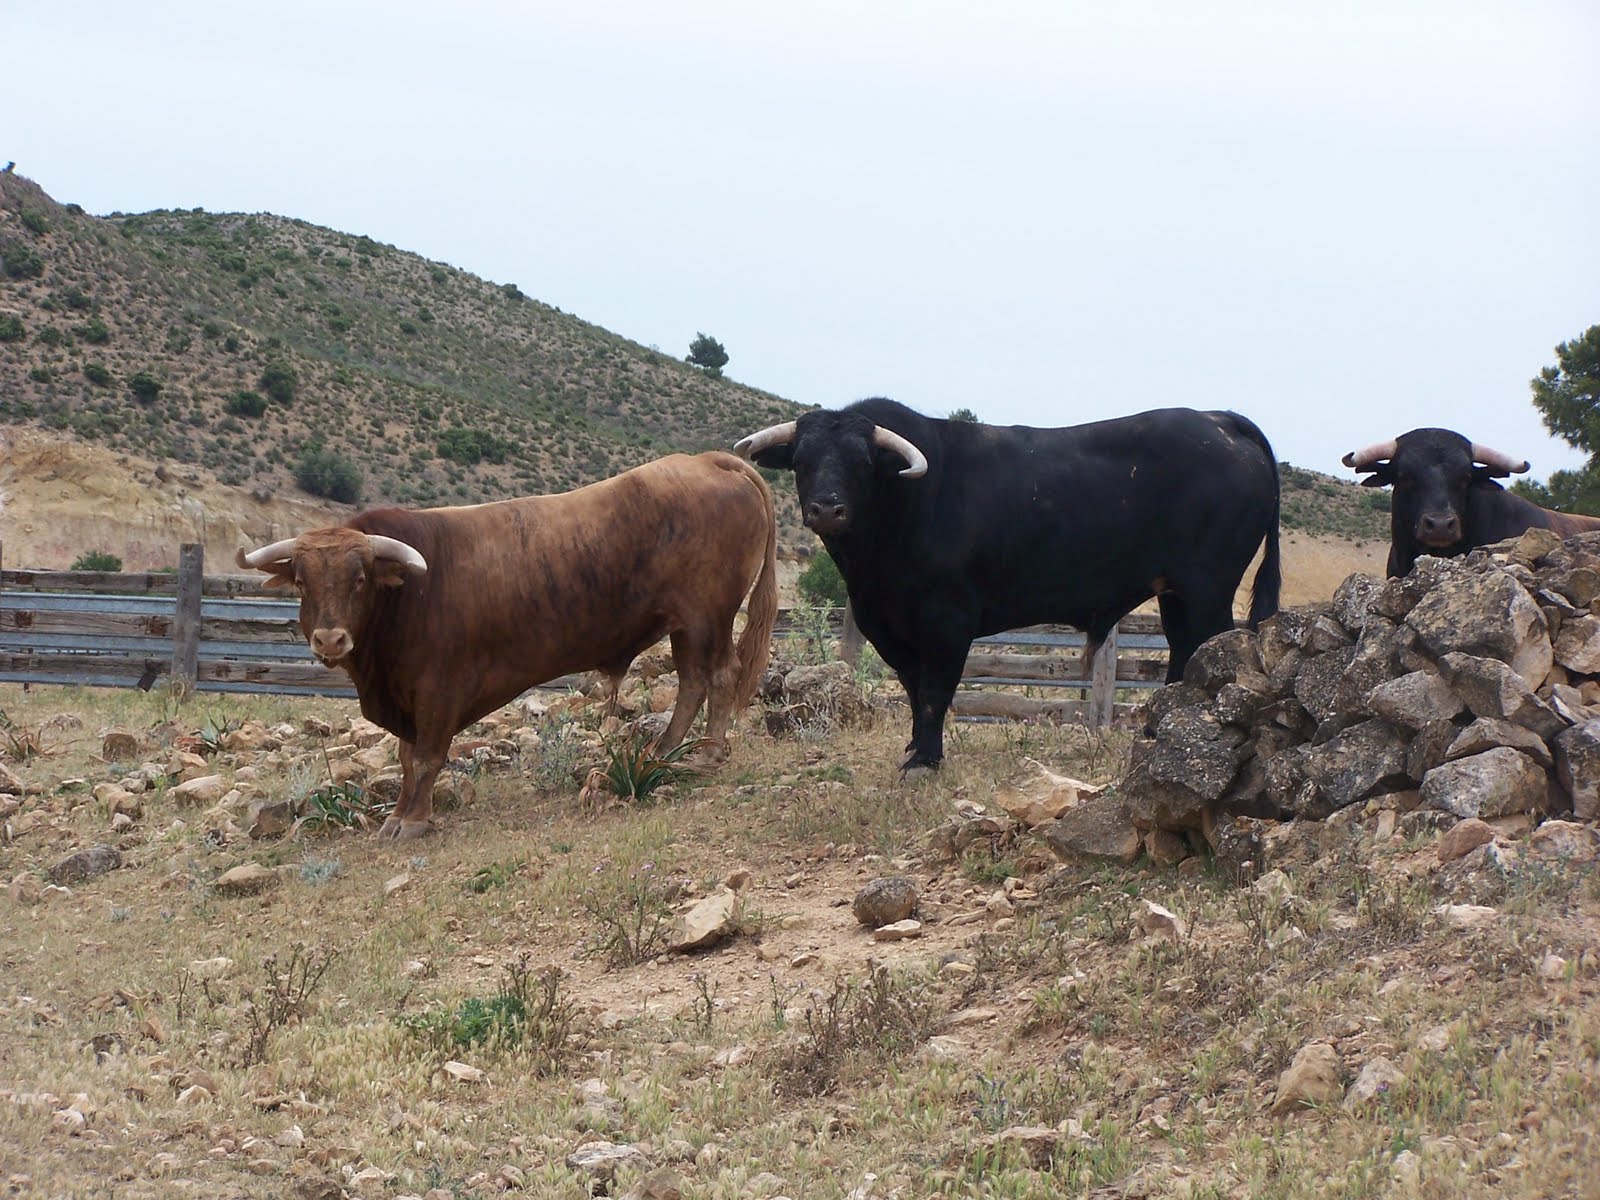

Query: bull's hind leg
[658,628,711,754]
[698,621,743,760]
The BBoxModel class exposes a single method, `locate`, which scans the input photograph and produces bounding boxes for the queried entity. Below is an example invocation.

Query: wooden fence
[0,543,1170,726]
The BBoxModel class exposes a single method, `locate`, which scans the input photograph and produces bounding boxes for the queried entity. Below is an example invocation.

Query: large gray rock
[1365,670,1464,730]
[1302,720,1412,813]
[1407,719,1463,782]
[1122,700,1248,828]
[1183,629,1265,695]
[1293,646,1358,726]
[1439,653,1565,739]
[1553,615,1600,675]
[1333,617,1416,718]
[1407,568,1552,690]
[1421,747,1551,820]
[1038,791,1142,863]
[1331,573,1382,636]
[1448,718,1553,770]
[1552,721,1600,820]
[1372,556,1464,622]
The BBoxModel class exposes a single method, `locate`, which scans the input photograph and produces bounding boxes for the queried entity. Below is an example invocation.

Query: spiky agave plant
[601,732,704,803]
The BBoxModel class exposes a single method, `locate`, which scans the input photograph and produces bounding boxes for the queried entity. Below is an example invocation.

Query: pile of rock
[760,659,877,736]
[1119,529,1600,862]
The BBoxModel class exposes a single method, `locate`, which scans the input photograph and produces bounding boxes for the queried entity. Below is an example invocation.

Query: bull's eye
[355,573,367,589]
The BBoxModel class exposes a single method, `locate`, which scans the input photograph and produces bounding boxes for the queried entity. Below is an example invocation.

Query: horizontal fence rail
[0,543,1175,726]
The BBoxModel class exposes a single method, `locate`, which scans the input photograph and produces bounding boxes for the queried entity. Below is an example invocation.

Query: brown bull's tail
[733,460,779,710]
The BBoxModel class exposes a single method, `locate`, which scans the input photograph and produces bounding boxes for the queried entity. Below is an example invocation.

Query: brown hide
[244,452,777,836]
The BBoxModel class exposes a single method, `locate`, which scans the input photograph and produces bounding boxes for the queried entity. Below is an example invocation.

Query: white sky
[7,1,1598,478]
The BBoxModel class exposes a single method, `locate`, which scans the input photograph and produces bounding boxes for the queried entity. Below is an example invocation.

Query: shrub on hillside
[35,325,66,347]
[437,426,512,466]
[0,314,23,342]
[260,360,297,405]
[83,362,112,386]
[798,552,848,607]
[129,371,163,403]
[71,551,122,572]
[1,242,44,278]
[21,211,49,235]
[77,317,110,344]
[225,390,269,418]
[294,445,362,504]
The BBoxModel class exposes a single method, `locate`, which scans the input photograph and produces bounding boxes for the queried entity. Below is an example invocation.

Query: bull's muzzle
[310,627,354,664]
[1415,511,1462,547]
[804,500,849,535]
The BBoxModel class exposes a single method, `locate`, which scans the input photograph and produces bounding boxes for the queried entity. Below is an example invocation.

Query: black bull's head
[1342,428,1529,550]
[734,411,928,535]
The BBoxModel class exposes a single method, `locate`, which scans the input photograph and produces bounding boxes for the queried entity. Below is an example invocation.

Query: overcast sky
[7,1,1598,478]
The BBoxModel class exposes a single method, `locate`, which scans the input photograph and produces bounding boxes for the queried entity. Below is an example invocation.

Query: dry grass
[0,681,1597,1199]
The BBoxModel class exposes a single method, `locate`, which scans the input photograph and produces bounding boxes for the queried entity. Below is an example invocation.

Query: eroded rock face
[1301,720,1412,814]
[1553,721,1600,821]
[1406,568,1552,689]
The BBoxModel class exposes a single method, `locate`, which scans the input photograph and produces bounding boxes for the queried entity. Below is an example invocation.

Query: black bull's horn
[734,421,929,479]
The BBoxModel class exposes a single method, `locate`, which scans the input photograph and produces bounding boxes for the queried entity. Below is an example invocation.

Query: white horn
[237,537,300,570]
[872,425,928,478]
[1342,439,1398,471]
[366,535,428,572]
[1470,442,1530,475]
[733,421,797,460]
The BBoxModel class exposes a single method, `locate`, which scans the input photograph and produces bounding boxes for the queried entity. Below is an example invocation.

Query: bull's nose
[1416,511,1461,546]
[804,500,848,533]
[310,628,353,661]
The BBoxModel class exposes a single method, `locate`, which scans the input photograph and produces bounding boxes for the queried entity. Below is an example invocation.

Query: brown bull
[238,452,778,840]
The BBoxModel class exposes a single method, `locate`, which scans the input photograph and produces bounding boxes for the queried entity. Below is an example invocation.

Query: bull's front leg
[902,645,969,772]
[376,739,415,839]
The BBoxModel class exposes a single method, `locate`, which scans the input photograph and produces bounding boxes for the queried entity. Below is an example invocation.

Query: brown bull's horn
[237,537,300,569]
[1342,439,1398,470]
[366,535,428,572]
[733,421,797,460]
[1470,443,1530,475]
[872,425,929,478]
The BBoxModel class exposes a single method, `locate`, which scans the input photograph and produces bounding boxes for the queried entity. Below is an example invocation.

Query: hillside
[0,171,804,543]
[2,170,1392,582]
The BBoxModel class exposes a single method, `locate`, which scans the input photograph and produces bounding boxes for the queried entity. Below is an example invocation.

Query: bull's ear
[261,567,296,589]
[749,443,795,471]
[373,560,414,588]
[1471,465,1509,484]
[1357,464,1395,487]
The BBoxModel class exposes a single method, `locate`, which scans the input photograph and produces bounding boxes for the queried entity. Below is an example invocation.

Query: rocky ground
[1,592,1597,1199]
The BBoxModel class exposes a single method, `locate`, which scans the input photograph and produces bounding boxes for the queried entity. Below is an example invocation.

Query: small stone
[177,1084,212,1105]
[171,775,227,807]
[1271,1042,1343,1115]
[102,732,141,762]
[441,1061,486,1085]
[9,872,43,906]
[852,877,919,928]
[383,873,412,898]
[214,863,278,896]
[1343,1056,1404,1109]
[46,845,122,885]
[871,919,923,942]
[247,798,295,840]
[1437,818,1496,864]
[1138,900,1186,941]
[1538,954,1568,981]
[566,1141,648,1181]
[1144,828,1189,865]
[1437,903,1498,929]
[187,957,235,980]
[668,888,742,952]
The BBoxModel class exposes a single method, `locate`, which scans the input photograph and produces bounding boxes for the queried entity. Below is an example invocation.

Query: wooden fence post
[839,602,864,666]
[1088,625,1119,729]
[171,543,204,688]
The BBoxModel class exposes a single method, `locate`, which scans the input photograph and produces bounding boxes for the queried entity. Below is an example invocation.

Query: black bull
[739,399,1282,769]
[1343,427,1600,577]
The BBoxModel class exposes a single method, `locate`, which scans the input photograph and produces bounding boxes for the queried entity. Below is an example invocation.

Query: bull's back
[387,454,770,678]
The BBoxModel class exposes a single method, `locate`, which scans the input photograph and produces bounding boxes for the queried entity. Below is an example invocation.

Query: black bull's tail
[1236,414,1282,628]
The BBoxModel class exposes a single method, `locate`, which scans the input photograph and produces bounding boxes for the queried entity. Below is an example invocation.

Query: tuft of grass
[600,732,703,803]
[579,859,677,967]
[464,859,521,894]
[774,964,941,1098]
[398,954,575,1071]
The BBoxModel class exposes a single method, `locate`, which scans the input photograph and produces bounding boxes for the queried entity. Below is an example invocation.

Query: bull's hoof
[394,820,435,843]
[376,816,403,840]
[899,751,942,775]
